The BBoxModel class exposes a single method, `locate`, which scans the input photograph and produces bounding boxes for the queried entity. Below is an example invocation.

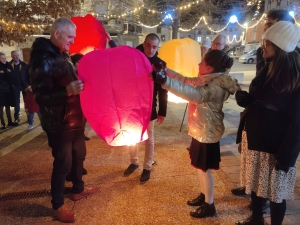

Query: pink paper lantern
[70,14,107,54]
[78,46,153,146]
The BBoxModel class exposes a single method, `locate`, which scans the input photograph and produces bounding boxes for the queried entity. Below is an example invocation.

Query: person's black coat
[29,37,85,132]
[236,65,300,168]
[136,44,168,121]
[9,60,29,88]
[0,62,15,107]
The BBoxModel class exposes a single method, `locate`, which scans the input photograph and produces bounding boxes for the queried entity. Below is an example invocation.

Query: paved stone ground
[0,83,299,224]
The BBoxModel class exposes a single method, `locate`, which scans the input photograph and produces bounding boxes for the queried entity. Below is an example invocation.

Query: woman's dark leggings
[270,199,286,225]
[251,191,286,225]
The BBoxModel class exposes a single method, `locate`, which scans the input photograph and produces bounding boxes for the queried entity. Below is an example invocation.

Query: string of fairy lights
[0,0,299,38]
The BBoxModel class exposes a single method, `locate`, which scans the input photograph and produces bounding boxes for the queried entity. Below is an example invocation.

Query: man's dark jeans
[47,129,86,210]
[13,85,22,121]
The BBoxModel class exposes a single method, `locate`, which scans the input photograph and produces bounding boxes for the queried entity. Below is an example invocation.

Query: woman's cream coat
[163,68,240,143]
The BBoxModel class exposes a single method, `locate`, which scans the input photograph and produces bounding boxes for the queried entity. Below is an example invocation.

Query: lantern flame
[80,46,95,55]
[167,93,188,103]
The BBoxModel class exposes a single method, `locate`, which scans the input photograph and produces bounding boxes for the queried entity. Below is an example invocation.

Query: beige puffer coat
[163,68,240,143]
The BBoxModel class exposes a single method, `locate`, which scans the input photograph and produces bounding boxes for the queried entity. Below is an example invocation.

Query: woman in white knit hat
[235,21,300,225]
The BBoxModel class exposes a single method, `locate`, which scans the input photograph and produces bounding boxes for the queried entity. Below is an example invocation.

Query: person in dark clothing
[10,51,29,123]
[29,18,99,223]
[0,52,18,129]
[232,9,298,201]
[235,21,300,225]
[123,33,168,184]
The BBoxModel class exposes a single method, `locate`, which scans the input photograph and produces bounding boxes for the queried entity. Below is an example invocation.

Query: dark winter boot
[236,192,265,225]
[187,192,205,206]
[1,118,6,129]
[7,115,18,126]
[235,216,264,225]
[190,202,216,218]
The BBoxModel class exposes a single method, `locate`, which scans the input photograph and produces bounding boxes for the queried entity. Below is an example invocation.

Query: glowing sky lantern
[158,38,201,103]
[70,14,107,54]
[78,46,153,146]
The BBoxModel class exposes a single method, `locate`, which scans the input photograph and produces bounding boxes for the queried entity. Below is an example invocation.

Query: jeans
[129,120,155,170]
[28,112,41,125]
[13,85,22,121]
[47,129,86,210]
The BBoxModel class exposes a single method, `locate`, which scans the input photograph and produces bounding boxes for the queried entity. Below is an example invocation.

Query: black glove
[235,90,253,108]
[151,70,166,84]
[275,161,289,173]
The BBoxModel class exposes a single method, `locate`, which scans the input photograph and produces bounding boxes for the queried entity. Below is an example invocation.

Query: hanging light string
[179,17,203,32]
[203,17,230,33]
[138,15,174,28]
[101,0,259,19]
[0,19,46,30]
[1,8,299,35]
[291,14,300,26]
[227,32,245,44]
[236,13,266,28]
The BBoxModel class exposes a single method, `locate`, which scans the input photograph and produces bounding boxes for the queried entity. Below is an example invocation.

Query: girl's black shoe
[190,202,216,218]
[187,192,205,206]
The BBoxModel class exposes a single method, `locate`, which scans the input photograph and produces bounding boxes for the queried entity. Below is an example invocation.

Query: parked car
[238,49,257,64]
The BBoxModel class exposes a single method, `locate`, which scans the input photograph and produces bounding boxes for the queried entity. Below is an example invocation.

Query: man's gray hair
[214,34,226,43]
[0,52,5,57]
[50,18,76,35]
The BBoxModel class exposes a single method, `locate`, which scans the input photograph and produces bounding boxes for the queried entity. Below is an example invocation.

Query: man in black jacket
[29,18,99,223]
[9,51,28,123]
[123,33,168,184]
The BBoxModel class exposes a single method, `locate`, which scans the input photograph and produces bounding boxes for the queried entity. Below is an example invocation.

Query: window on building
[136,26,142,34]
[253,25,257,31]
[161,35,165,41]
[252,33,256,40]
[128,24,134,32]
[157,26,161,34]
[197,36,202,42]
[229,28,232,32]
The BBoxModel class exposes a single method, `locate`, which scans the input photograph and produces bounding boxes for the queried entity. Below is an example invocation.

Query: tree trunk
[172,18,179,39]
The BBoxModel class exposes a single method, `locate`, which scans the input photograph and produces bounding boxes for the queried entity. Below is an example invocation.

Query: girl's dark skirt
[189,138,221,171]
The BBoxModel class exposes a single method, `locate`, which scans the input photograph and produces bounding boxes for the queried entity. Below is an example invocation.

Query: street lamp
[229,15,238,23]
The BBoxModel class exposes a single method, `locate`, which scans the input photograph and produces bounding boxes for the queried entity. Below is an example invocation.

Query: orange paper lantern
[158,38,201,103]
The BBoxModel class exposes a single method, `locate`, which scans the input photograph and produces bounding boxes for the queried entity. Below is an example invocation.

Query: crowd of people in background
[0,9,300,225]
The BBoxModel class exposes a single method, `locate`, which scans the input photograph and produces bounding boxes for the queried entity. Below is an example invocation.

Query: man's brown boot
[72,186,100,201]
[53,205,75,223]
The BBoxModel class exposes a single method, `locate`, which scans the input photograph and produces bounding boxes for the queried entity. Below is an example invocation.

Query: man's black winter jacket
[29,38,85,132]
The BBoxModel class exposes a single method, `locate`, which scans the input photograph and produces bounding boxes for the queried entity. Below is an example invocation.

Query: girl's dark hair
[204,49,233,73]
[70,53,83,65]
[266,45,300,93]
[267,9,295,23]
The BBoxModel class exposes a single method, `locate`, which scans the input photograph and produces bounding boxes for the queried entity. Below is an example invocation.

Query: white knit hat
[264,21,300,52]
[202,38,211,48]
